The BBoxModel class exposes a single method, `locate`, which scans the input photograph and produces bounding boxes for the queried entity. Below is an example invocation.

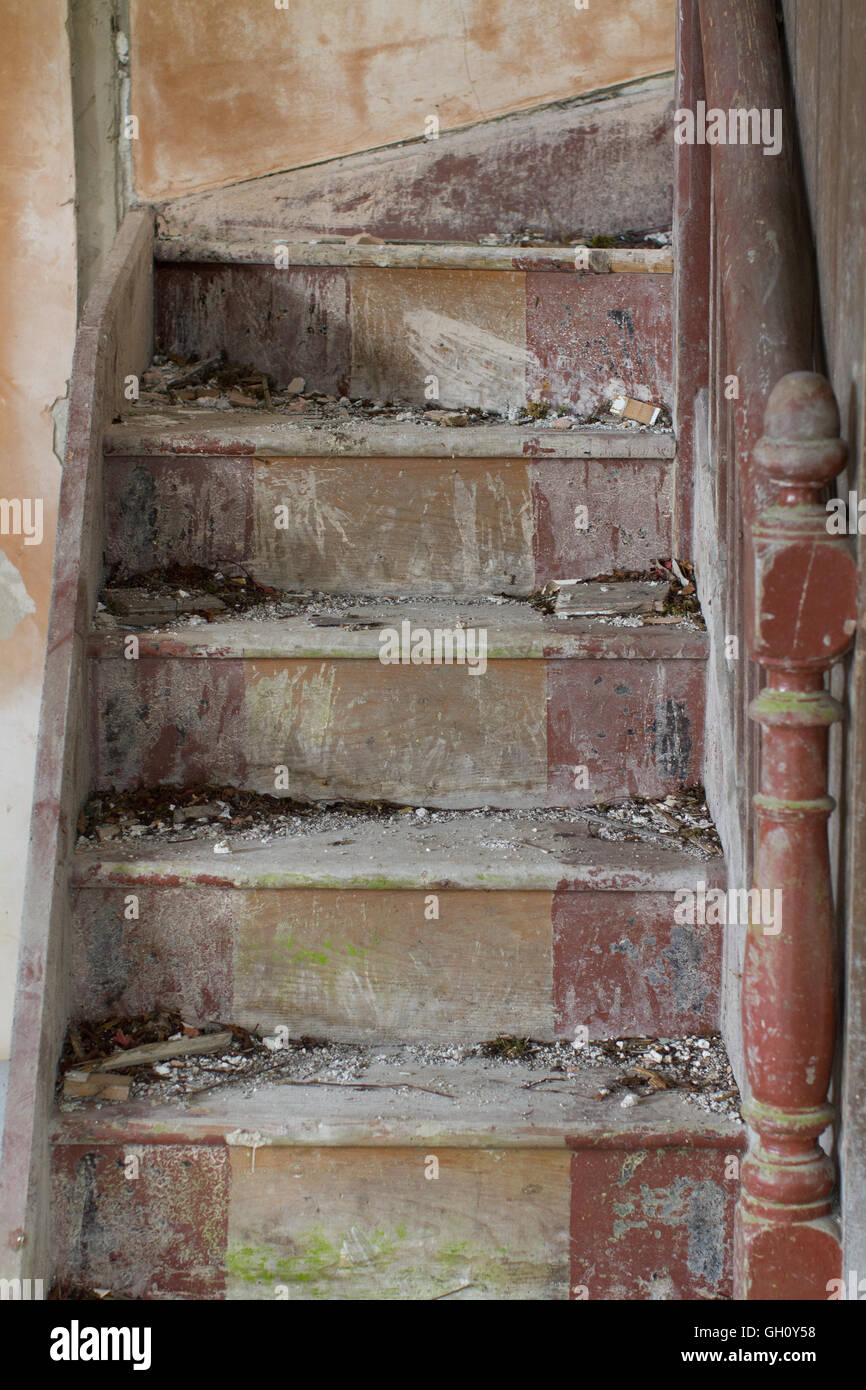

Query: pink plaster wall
[0,3,77,1057]
[130,0,676,200]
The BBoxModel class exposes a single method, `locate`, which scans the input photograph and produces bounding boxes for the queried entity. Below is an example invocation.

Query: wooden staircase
[0,208,750,1300]
[38,231,744,1299]
[1,0,854,1308]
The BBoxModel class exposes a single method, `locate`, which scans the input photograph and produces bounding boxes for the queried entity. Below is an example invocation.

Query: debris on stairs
[552,579,667,618]
[57,1019,741,1121]
[52,1033,742,1301]
[609,395,663,426]
[38,227,736,1301]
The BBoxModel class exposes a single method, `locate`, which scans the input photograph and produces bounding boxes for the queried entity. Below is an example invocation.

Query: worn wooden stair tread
[70,810,723,892]
[90,596,708,658]
[53,1054,740,1150]
[88,597,708,805]
[103,412,676,459]
[51,1053,741,1300]
[69,813,725,1043]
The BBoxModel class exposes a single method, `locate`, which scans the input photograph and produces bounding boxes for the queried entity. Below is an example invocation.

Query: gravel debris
[74,787,722,859]
[57,1029,740,1122]
[125,353,671,434]
[95,571,704,634]
[96,583,537,631]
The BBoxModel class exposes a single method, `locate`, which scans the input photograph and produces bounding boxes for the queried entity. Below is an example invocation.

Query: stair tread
[91,595,707,658]
[53,1053,741,1150]
[70,810,723,891]
[104,411,676,459]
[154,237,673,274]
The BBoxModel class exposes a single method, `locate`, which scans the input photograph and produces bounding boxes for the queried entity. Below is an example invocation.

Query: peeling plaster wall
[0,4,78,1058]
[129,0,676,201]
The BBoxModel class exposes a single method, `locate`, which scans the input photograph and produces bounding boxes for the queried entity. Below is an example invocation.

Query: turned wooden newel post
[736,372,858,1299]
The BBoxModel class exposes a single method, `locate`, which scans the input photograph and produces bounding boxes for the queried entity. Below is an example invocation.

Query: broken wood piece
[553,580,667,617]
[89,1030,235,1072]
[307,614,385,628]
[423,410,469,426]
[670,557,689,587]
[172,801,224,823]
[64,1070,132,1101]
[166,356,222,391]
[101,588,228,627]
[609,395,662,425]
[628,1064,676,1090]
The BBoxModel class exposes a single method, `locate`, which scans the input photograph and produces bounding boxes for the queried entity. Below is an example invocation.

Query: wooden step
[152,241,672,415]
[88,600,707,806]
[51,1052,743,1300]
[103,417,676,594]
[155,75,674,247]
[69,813,724,1043]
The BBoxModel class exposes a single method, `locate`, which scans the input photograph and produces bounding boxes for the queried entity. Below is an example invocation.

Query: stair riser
[70,886,721,1042]
[90,656,706,806]
[52,1138,735,1299]
[154,265,672,413]
[569,1145,738,1300]
[52,1141,570,1300]
[103,454,674,594]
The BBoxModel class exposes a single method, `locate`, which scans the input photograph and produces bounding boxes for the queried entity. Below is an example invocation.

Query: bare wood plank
[226,1144,572,1299]
[554,580,667,617]
[63,1071,132,1101]
[92,1031,234,1072]
[233,888,555,1043]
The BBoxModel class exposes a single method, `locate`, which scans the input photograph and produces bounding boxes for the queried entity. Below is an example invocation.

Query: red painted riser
[68,884,722,1043]
[569,1142,740,1300]
[88,652,707,806]
[52,1134,741,1300]
[102,452,674,593]
[153,263,673,411]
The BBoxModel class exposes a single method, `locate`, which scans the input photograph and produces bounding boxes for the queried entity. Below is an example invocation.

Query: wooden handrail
[743,374,856,1296]
[692,1,858,1296]
[698,0,816,524]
